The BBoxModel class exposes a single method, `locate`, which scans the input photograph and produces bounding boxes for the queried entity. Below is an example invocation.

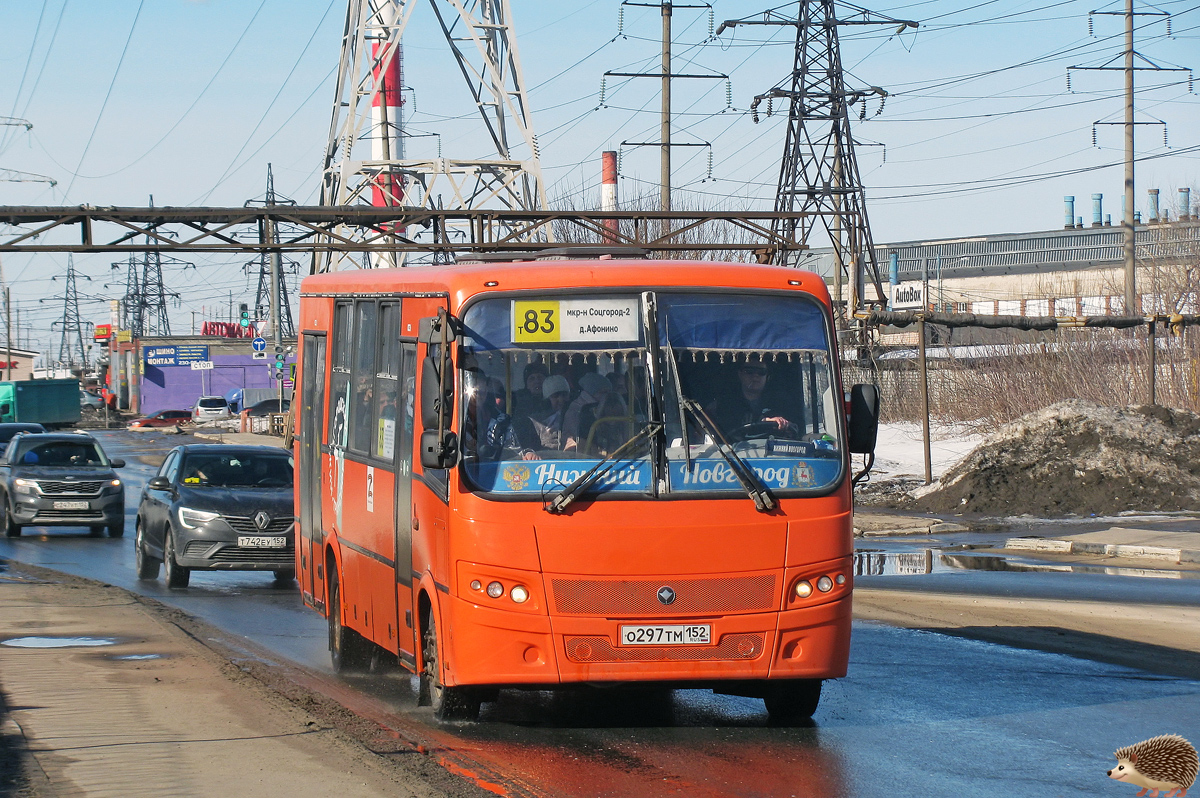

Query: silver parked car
[192,396,231,421]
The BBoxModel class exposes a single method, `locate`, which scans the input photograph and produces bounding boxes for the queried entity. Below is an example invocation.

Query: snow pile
[909,400,1200,516]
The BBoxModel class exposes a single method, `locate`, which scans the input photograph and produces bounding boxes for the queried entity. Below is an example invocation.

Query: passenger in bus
[479,378,540,460]
[351,376,374,451]
[706,360,797,438]
[563,372,611,446]
[530,374,571,452]
[511,362,549,418]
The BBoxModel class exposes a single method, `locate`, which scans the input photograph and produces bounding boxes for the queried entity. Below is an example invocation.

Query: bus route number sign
[512,298,639,344]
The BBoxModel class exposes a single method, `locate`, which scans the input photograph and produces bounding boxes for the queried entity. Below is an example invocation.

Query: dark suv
[135,444,295,588]
[0,433,126,537]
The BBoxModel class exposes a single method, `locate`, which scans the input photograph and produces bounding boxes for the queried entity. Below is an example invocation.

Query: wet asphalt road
[2,429,1199,798]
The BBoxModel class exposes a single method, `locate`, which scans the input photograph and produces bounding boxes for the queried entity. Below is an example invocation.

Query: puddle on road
[110,653,164,661]
[2,636,119,649]
[854,549,1200,580]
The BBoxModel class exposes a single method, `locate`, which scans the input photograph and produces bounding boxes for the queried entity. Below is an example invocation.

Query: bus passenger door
[298,333,327,610]
[393,341,418,662]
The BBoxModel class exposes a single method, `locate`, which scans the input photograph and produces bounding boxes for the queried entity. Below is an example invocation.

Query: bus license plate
[53,501,89,510]
[619,624,711,646]
[238,536,286,548]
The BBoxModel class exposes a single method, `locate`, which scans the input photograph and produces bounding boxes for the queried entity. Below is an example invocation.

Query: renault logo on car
[254,511,271,530]
[657,586,676,605]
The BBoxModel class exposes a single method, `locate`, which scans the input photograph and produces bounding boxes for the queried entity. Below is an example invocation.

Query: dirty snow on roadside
[902,400,1200,517]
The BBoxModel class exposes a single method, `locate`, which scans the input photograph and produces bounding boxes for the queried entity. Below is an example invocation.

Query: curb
[1006,537,1200,565]
[855,521,971,538]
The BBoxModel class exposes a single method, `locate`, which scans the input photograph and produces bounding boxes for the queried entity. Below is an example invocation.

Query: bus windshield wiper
[679,398,777,513]
[544,421,663,515]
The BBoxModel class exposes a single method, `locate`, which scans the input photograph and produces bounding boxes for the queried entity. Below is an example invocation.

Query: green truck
[0,379,81,427]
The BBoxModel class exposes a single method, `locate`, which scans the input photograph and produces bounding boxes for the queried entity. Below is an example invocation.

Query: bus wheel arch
[418,592,481,721]
[326,545,371,672]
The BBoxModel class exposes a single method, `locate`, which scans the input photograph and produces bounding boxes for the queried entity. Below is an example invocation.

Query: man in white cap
[532,374,571,451]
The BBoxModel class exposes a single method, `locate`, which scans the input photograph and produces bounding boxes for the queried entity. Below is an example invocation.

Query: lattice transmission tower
[313,0,548,272]
[721,2,916,317]
[113,199,186,338]
[245,164,297,339]
[56,255,88,368]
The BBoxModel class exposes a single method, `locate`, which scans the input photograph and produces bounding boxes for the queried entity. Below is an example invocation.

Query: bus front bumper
[440,593,851,689]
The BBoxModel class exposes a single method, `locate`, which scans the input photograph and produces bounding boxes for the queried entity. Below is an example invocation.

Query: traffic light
[273,345,286,380]
[238,303,250,328]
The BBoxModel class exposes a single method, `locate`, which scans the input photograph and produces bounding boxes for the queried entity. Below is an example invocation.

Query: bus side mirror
[420,429,458,469]
[847,384,880,454]
[420,357,452,429]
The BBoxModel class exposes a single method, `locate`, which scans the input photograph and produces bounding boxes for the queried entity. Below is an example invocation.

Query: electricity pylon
[314,0,548,272]
[56,256,88,369]
[720,2,916,317]
[245,164,297,339]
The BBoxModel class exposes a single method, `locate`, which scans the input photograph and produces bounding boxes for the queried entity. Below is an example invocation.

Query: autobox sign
[144,345,210,366]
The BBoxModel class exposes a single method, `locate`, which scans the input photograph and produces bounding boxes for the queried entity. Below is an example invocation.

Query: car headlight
[178,507,220,529]
[13,478,36,495]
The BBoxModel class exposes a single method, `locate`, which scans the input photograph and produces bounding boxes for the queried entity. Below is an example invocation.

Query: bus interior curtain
[656,294,829,352]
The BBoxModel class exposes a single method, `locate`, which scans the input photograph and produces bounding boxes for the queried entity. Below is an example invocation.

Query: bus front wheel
[420,612,481,721]
[763,679,821,724]
[328,569,371,673]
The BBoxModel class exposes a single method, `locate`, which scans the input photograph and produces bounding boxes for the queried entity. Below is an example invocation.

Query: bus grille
[551,574,776,615]
[564,634,764,663]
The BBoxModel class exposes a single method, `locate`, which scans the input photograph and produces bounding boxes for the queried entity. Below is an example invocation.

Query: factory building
[805,188,1200,324]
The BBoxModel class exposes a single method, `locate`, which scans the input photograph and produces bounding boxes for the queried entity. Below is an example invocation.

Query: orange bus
[294,252,879,721]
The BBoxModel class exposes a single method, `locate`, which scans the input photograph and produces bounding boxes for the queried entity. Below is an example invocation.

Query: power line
[61,0,145,201]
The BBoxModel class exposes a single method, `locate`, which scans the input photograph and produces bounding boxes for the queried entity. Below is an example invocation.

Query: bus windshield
[458,290,842,500]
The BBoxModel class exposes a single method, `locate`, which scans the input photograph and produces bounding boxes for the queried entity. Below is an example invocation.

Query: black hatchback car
[0,432,126,537]
[135,444,295,588]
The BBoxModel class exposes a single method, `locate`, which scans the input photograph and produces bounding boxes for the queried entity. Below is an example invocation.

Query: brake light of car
[178,507,220,528]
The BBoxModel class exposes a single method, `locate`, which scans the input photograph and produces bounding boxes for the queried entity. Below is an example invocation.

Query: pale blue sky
[1,0,1197,354]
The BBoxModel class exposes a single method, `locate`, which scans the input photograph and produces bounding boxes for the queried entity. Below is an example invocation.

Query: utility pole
[607,1,723,212]
[1069,3,1187,314]
[1124,0,1135,312]
[4,288,10,381]
[719,2,916,318]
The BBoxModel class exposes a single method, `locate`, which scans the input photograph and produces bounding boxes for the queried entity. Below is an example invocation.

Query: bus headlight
[486,581,504,599]
[816,576,833,592]
[509,585,529,604]
[793,580,813,598]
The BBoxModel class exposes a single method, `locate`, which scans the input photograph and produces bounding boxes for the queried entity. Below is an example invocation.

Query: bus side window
[329,302,352,449]
[350,300,378,454]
